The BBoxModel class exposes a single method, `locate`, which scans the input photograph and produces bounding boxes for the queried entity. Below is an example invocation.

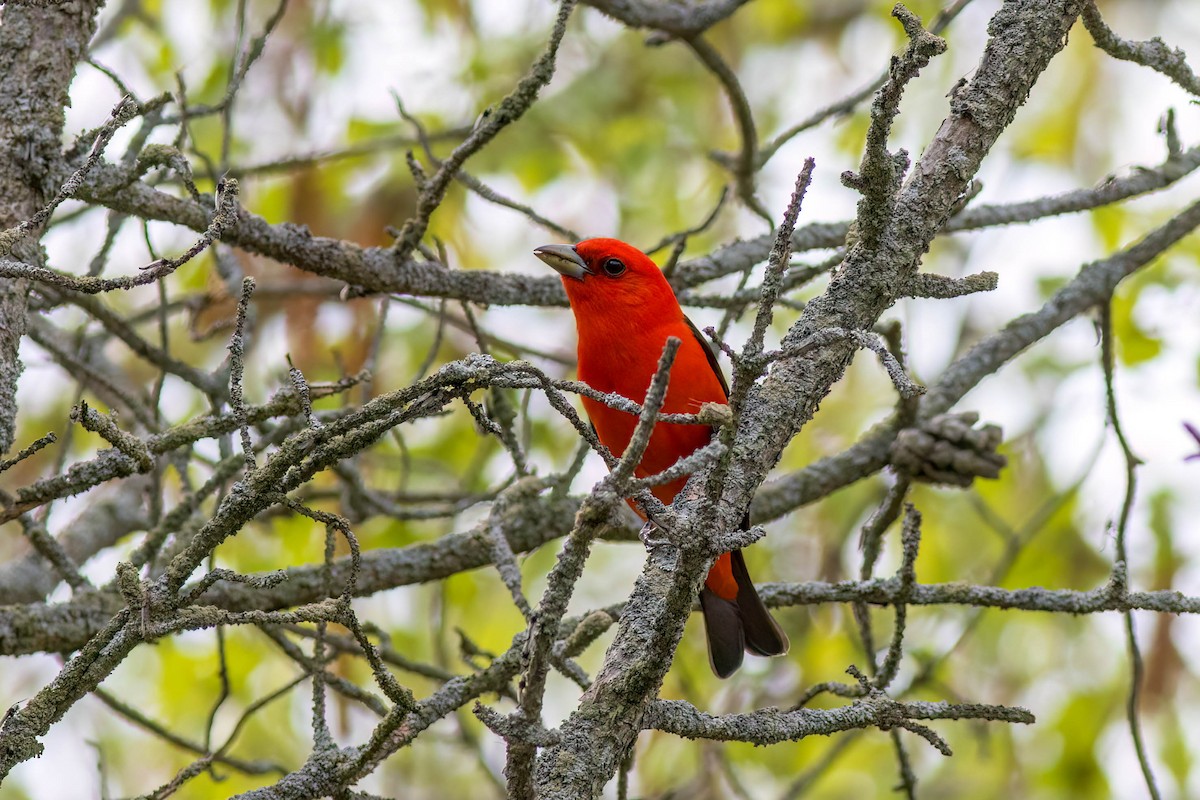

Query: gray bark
[534,2,1086,796]
[0,0,106,453]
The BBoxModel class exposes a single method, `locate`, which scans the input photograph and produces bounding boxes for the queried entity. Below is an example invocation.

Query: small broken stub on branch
[889,411,1006,487]
[697,401,733,428]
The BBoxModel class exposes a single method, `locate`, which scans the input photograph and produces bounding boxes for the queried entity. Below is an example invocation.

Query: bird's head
[533,238,679,320]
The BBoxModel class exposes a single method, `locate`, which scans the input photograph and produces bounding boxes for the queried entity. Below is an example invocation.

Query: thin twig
[0,96,139,253]
[1082,0,1200,96]
[228,277,257,474]
[393,0,578,258]
[685,36,772,224]
[1098,299,1161,800]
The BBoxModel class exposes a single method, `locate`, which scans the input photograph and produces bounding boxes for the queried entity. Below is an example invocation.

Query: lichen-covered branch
[533,3,1085,795]
[0,0,106,453]
[1,0,1197,796]
[643,696,1033,746]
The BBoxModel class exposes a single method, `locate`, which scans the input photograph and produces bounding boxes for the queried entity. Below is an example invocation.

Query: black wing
[682,315,730,400]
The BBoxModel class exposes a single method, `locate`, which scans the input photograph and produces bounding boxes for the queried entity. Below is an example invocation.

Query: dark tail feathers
[699,550,789,678]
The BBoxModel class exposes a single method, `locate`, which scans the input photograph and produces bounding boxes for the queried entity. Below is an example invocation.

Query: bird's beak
[534,243,591,281]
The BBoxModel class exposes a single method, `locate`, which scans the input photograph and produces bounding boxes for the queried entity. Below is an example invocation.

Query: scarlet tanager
[534,238,789,678]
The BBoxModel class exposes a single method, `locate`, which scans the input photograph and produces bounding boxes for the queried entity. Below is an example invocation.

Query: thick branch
[534,4,1084,795]
[0,0,105,452]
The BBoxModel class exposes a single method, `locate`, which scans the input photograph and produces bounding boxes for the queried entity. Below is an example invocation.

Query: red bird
[535,238,788,677]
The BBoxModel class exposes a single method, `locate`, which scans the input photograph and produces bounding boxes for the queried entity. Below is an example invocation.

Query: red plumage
[535,238,788,677]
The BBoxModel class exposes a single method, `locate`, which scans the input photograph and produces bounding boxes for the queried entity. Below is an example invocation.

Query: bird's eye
[602,257,626,277]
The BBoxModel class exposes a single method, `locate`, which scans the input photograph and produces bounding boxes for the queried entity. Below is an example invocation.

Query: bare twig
[228,277,257,474]
[393,0,578,258]
[1098,300,1161,800]
[684,36,771,223]
[1082,1,1200,96]
[0,96,139,253]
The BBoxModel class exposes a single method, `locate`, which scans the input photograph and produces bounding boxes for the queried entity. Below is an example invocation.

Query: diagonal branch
[534,4,1086,795]
[392,0,577,258]
[1081,0,1200,96]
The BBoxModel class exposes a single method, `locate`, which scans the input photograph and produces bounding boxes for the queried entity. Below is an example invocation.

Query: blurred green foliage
[3,0,1199,798]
